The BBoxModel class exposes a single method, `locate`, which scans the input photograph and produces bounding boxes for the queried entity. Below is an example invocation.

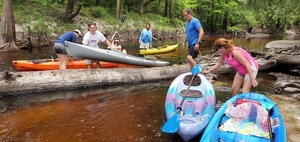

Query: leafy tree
[62,0,82,22]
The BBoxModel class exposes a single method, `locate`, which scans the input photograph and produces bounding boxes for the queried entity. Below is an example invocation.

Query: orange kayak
[12,59,139,71]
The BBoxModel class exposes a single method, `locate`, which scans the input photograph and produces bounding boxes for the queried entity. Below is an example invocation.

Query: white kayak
[65,41,170,67]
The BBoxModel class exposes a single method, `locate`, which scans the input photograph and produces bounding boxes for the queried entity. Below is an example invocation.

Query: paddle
[111,15,126,40]
[259,97,275,142]
[162,64,202,133]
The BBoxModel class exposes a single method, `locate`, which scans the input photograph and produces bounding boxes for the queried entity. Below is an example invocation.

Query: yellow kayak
[140,44,178,55]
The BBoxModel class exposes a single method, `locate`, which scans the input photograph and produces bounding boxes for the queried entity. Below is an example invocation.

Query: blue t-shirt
[139,29,153,46]
[55,32,77,44]
[185,17,202,46]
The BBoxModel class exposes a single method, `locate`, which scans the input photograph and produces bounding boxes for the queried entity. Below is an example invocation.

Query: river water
[0,35,299,142]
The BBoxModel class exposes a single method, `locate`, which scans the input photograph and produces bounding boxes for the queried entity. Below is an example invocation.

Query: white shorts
[139,42,150,49]
[236,70,258,80]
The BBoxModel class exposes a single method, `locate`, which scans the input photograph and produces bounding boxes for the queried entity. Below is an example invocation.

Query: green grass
[5,1,185,35]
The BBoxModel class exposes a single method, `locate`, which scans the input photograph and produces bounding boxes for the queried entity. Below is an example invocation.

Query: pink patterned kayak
[164,72,216,141]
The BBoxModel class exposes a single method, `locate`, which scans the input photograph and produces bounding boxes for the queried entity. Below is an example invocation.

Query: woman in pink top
[202,38,259,95]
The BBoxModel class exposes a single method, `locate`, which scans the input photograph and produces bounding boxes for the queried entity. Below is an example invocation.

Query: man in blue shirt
[139,23,153,49]
[54,29,82,70]
[182,8,204,69]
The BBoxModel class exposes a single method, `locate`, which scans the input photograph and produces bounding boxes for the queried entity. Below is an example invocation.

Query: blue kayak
[200,92,286,142]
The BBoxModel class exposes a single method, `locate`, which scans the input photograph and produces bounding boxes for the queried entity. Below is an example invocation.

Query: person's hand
[194,44,200,51]
[114,31,118,34]
[139,41,142,44]
[69,56,74,61]
[251,78,258,87]
[182,43,186,49]
[202,69,210,75]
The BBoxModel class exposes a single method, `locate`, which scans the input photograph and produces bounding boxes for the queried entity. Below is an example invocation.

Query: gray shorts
[236,70,258,80]
[86,59,99,65]
[139,42,150,49]
[54,43,68,55]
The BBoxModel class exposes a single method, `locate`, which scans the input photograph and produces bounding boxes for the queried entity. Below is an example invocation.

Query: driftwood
[269,72,300,95]
[0,64,190,95]
[266,40,300,48]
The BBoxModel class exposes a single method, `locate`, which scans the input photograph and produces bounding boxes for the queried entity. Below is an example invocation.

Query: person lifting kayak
[82,22,113,69]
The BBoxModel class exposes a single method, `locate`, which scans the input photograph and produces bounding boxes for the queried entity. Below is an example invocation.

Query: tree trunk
[116,0,120,19]
[223,0,228,32]
[62,0,82,22]
[168,0,173,18]
[139,0,143,15]
[156,0,161,14]
[0,0,19,51]
[164,0,168,17]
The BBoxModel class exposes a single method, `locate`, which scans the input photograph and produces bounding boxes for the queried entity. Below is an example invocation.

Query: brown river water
[0,36,299,142]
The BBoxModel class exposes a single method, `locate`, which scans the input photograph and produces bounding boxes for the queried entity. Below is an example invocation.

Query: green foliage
[89,6,109,18]
[227,26,244,33]
[5,0,300,35]
[32,19,51,34]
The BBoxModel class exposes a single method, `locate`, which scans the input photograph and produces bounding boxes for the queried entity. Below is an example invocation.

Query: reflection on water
[0,75,299,142]
[0,83,172,142]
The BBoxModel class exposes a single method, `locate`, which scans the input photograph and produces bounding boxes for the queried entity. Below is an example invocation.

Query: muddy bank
[269,95,300,142]
[0,64,189,95]
[16,29,185,49]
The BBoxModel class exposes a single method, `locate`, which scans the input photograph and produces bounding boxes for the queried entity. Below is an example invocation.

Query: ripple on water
[1,82,299,142]
[0,85,168,142]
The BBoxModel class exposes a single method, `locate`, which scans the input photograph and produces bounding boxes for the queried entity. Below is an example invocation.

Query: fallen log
[269,72,300,94]
[0,64,190,95]
[266,40,300,49]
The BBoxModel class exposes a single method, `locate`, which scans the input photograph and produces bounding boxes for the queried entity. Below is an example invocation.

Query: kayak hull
[65,41,170,67]
[12,59,139,71]
[165,72,216,141]
[140,44,178,55]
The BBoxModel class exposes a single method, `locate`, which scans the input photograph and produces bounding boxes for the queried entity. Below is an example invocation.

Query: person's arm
[232,50,258,87]
[72,33,77,43]
[139,30,144,44]
[111,31,118,42]
[149,31,153,48]
[198,28,204,44]
[105,39,113,48]
[82,33,88,46]
[194,23,204,51]
[203,55,224,74]
[182,37,187,49]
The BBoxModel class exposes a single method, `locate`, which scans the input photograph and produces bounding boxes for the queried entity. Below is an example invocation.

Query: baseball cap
[212,38,228,51]
[74,29,83,37]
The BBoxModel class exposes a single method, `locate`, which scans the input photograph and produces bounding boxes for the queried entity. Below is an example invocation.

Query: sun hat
[74,29,83,37]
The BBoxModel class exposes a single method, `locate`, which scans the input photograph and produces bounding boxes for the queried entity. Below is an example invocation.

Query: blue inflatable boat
[200,92,286,142]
